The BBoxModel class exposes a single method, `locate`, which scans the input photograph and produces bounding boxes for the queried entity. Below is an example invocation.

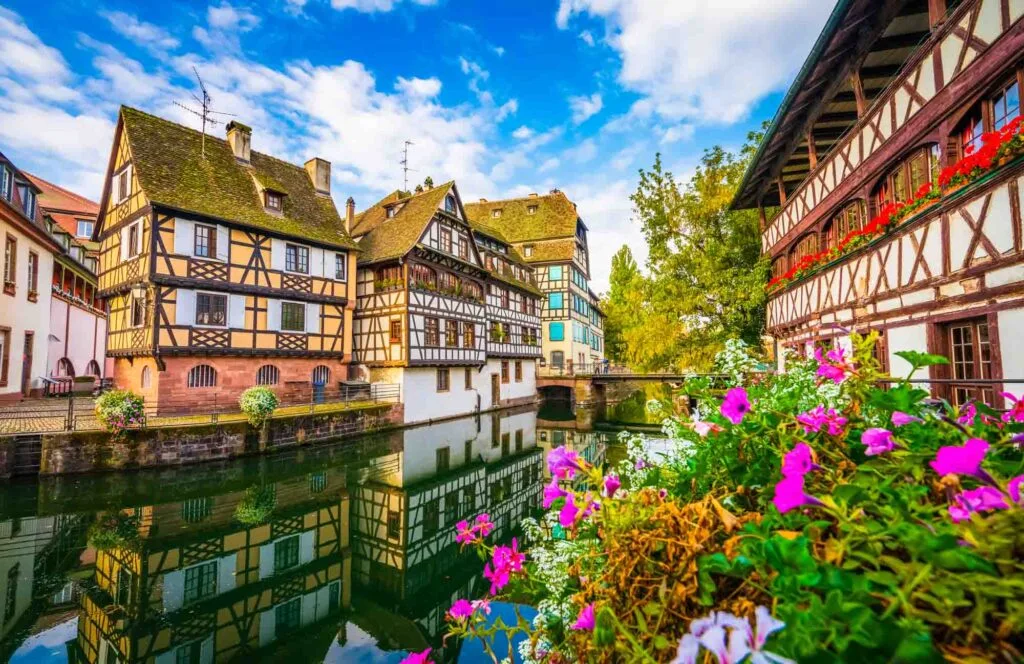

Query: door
[491,373,500,407]
[21,332,33,396]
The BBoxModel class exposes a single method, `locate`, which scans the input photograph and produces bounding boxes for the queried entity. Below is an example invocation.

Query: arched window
[951,74,1021,162]
[410,263,436,289]
[55,358,75,378]
[141,366,152,388]
[463,281,483,301]
[438,271,458,293]
[874,145,938,213]
[790,233,818,265]
[256,365,280,386]
[187,364,217,388]
[445,195,457,213]
[311,365,331,385]
[825,200,866,248]
[85,360,101,377]
[770,256,787,280]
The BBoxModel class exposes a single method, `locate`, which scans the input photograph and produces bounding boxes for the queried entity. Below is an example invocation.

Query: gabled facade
[735,0,1024,407]
[464,190,605,371]
[93,107,359,412]
[0,151,63,400]
[350,182,539,423]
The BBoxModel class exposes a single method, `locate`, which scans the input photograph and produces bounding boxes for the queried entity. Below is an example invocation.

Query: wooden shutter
[175,289,195,326]
[309,247,324,277]
[119,226,129,261]
[270,238,286,271]
[228,294,245,329]
[216,226,230,261]
[305,303,320,334]
[173,218,193,256]
[266,299,280,331]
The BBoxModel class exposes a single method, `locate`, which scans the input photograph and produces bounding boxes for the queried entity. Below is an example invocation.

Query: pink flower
[957,402,977,425]
[930,438,992,481]
[861,428,896,456]
[471,599,491,615]
[455,520,474,545]
[720,387,751,425]
[891,411,922,427]
[547,446,582,480]
[483,561,510,594]
[796,405,847,435]
[543,479,567,509]
[493,537,526,573]
[448,599,475,621]
[948,486,1010,523]
[814,345,852,384]
[571,603,596,631]
[692,421,722,437]
[816,364,846,384]
[781,443,819,478]
[772,474,823,514]
[669,633,699,664]
[474,513,495,537]
[603,474,621,498]
[635,458,648,470]
[1001,392,1024,422]
[1009,475,1024,503]
[399,649,431,664]
[559,494,580,529]
[825,346,846,364]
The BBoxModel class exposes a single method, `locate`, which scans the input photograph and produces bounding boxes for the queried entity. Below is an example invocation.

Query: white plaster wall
[47,298,67,376]
[400,414,487,485]
[487,358,536,401]
[0,220,54,397]
[402,367,483,424]
[887,324,929,381]
[998,308,1024,382]
[47,300,109,378]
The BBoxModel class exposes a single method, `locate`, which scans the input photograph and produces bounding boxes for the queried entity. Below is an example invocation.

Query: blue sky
[0,0,835,289]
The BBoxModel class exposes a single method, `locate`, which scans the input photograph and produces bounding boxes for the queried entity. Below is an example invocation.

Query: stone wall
[32,402,403,476]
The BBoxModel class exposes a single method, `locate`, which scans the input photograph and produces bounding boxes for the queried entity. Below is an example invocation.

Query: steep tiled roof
[521,238,576,264]
[118,106,357,250]
[351,183,453,264]
[26,173,99,216]
[463,190,581,242]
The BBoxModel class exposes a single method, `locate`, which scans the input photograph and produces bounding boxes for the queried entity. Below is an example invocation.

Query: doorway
[491,373,500,407]
[21,332,34,396]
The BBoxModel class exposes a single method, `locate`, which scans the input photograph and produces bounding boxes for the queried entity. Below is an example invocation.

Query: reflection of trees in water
[605,382,675,425]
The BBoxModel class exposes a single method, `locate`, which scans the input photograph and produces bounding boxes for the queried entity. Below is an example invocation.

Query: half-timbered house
[464,190,606,372]
[92,107,359,412]
[735,0,1024,407]
[349,182,494,423]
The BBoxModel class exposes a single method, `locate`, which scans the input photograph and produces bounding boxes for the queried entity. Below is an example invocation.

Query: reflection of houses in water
[0,514,89,661]
[70,468,353,663]
[350,409,543,660]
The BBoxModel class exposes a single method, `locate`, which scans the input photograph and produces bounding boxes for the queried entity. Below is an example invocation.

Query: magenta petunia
[547,446,582,480]
[474,513,495,537]
[948,486,1010,523]
[571,603,596,631]
[861,428,896,456]
[543,479,567,509]
[720,387,751,425]
[455,520,474,545]
[816,363,846,384]
[772,474,824,514]
[559,495,580,529]
[1001,392,1024,422]
[781,443,819,478]
[930,438,992,481]
[482,561,510,594]
[796,405,847,435]
[448,599,475,621]
[1009,475,1024,503]
[399,649,431,664]
[957,402,978,426]
[603,474,621,498]
[891,411,922,427]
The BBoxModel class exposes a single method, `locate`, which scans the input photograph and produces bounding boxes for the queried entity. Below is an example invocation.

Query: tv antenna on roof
[173,67,236,158]
[400,140,416,192]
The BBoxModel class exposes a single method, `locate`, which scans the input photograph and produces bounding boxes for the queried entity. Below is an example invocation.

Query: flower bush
[239,386,279,428]
[94,389,145,436]
[439,332,1024,663]
[234,484,277,525]
[767,115,1024,293]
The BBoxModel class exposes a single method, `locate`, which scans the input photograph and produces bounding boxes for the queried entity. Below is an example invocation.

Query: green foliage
[239,386,279,428]
[94,389,145,436]
[88,512,141,551]
[234,485,277,525]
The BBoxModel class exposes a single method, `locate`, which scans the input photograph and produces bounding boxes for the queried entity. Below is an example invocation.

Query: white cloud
[330,0,437,12]
[395,75,442,98]
[492,45,506,57]
[538,157,560,173]
[563,137,597,164]
[99,11,180,54]
[659,124,695,145]
[489,126,562,182]
[193,1,260,53]
[579,30,595,46]
[610,144,642,171]
[512,125,533,140]
[0,7,70,83]
[560,178,641,292]
[556,0,834,123]
[568,92,602,125]
[495,98,517,122]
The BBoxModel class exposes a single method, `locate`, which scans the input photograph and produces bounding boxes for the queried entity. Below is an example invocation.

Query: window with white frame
[195,293,227,326]
[115,165,131,203]
[0,165,11,201]
[285,243,308,273]
[280,302,306,332]
[76,219,94,238]
[334,253,347,281]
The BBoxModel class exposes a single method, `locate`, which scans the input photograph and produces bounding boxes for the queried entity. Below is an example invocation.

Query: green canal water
[0,391,667,663]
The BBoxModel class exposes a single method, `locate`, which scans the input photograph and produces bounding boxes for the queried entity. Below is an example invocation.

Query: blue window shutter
[549,322,564,342]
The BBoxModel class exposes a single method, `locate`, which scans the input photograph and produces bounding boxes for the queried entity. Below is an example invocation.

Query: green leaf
[895,350,949,372]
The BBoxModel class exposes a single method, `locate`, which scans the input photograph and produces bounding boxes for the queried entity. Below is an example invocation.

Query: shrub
[94,389,145,436]
[239,386,278,428]
[234,485,277,525]
[87,512,141,551]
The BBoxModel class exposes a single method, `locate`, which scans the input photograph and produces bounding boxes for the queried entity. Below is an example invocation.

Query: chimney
[479,198,487,203]
[305,157,331,195]
[550,188,561,195]
[528,192,538,198]
[345,197,355,234]
[225,120,251,163]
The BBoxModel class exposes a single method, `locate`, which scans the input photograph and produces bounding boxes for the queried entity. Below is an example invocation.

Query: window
[116,167,130,202]
[4,564,18,624]
[445,194,457,213]
[4,235,16,292]
[389,318,402,343]
[285,244,309,273]
[274,535,301,572]
[193,224,216,259]
[492,209,502,218]
[515,429,524,451]
[436,368,450,392]
[463,281,483,301]
[548,292,563,310]
[0,165,11,201]
[438,271,457,293]
[265,191,283,211]
[446,319,459,347]
[457,236,469,260]
[281,302,306,331]
[17,185,34,219]
[275,597,302,636]
[375,266,402,290]
[440,228,452,253]
[501,432,510,456]
[463,321,475,348]
[175,641,201,664]
[549,265,562,280]
[195,293,227,326]
[549,322,564,342]
[524,245,533,257]
[312,365,331,384]
[425,317,439,346]
[960,112,984,157]
[76,220,94,238]
[515,360,523,382]
[436,446,450,473]
[183,561,217,605]
[386,510,400,540]
[826,201,865,248]
[527,205,537,215]
[308,471,327,494]
[127,223,140,258]
[770,256,787,280]
[131,292,146,327]
[501,360,509,384]
[27,252,37,294]
[116,568,134,606]
[875,146,936,212]
[790,233,818,266]
[140,365,151,388]
[464,367,473,390]
[943,318,994,406]
[386,206,397,219]
[181,498,212,523]
[335,253,347,281]
[411,263,436,289]
[992,76,1021,130]
[187,365,217,388]
[500,288,509,309]
[424,501,440,535]
[256,364,280,385]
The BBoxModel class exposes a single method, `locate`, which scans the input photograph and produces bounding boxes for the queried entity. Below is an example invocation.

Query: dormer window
[527,205,537,215]
[76,220,94,238]
[524,245,534,257]
[265,191,283,211]
[492,209,502,218]
[445,195,456,214]
[386,206,397,219]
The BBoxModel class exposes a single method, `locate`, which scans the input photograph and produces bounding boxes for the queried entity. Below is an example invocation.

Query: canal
[0,390,668,663]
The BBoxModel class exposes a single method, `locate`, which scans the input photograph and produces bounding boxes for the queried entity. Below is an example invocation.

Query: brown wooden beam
[806,129,818,169]
[860,64,903,80]
[928,0,947,29]
[757,201,767,232]
[850,70,868,118]
[776,177,788,205]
